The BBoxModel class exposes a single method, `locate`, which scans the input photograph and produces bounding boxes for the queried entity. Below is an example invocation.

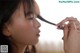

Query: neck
[11,41,27,53]
[12,45,27,53]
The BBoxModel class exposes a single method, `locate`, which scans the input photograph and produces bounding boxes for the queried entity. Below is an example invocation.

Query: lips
[36,30,40,37]
[37,34,40,37]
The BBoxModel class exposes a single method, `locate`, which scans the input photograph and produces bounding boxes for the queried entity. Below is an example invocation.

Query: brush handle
[37,15,64,30]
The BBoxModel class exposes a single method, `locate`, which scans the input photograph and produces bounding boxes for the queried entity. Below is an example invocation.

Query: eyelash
[25,14,34,20]
[24,12,38,20]
[28,16,34,20]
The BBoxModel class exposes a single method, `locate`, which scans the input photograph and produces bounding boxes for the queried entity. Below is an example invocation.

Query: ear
[2,24,11,37]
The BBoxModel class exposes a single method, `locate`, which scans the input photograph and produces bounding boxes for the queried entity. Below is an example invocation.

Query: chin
[25,40,39,45]
[32,40,39,45]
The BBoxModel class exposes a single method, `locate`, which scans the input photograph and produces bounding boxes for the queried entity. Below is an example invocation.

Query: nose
[35,18,41,28]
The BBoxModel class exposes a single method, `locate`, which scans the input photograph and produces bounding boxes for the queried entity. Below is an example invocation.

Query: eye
[24,12,34,20]
[27,14,34,20]
[28,16,34,20]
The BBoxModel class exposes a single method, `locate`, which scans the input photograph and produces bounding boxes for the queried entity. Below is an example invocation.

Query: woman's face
[3,1,41,45]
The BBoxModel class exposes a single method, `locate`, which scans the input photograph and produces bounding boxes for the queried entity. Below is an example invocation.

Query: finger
[69,22,77,30]
[73,18,80,26]
[76,26,80,31]
[56,17,76,28]
[63,24,69,40]
[74,18,80,23]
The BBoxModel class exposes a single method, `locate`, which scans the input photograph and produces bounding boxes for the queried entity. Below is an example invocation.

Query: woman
[0,0,40,53]
[0,0,80,53]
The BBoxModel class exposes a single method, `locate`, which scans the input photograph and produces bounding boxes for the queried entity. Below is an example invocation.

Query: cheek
[10,20,38,44]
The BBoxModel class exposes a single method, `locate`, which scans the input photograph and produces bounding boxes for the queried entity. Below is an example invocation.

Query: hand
[57,17,80,53]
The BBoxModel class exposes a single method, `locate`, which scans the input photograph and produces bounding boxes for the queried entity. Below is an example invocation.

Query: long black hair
[0,0,36,53]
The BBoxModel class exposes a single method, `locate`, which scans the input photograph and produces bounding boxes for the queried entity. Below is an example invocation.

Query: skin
[2,0,41,53]
[57,17,80,53]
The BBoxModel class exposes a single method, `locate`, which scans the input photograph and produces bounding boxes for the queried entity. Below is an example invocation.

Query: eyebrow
[24,11,33,16]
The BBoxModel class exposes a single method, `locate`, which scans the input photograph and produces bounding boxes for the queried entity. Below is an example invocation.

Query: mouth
[36,30,40,37]
[37,34,40,37]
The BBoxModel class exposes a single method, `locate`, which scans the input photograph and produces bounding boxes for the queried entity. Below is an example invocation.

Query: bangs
[23,0,34,14]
